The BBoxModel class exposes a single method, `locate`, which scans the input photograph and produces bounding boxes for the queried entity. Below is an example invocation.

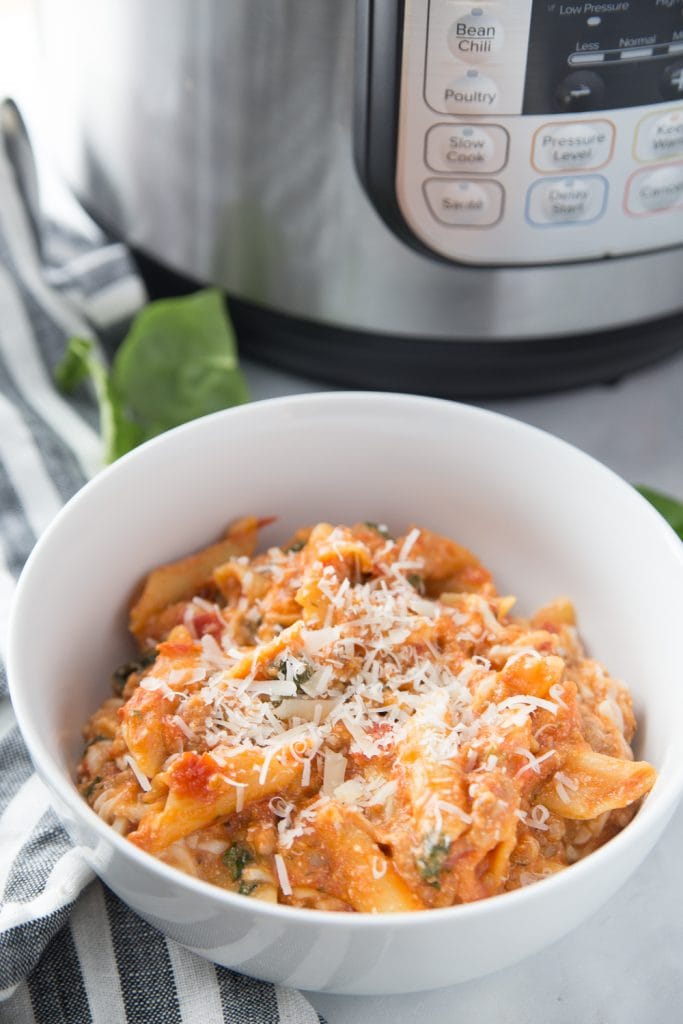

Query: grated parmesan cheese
[436,799,472,825]
[554,771,579,805]
[371,856,388,880]
[274,853,292,896]
[322,750,348,796]
[514,748,556,779]
[528,804,550,831]
[124,754,151,792]
[170,715,195,740]
[548,683,568,709]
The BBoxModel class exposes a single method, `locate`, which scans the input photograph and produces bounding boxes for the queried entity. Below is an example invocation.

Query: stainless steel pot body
[37,0,683,341]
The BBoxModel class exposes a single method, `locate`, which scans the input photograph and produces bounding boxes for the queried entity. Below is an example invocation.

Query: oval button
[443,69,499,113]
[554,70,605,113]
[447,7,504,63]
[659,61,683,101]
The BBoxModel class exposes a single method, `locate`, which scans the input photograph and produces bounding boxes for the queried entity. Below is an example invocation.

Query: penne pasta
[79,520,656,911]
[285,801,424,912]
[129,745,311,854]
[129,515,263,644]
[537,746,657,820]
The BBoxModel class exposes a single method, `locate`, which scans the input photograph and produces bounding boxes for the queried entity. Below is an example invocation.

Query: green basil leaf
[110,288,248,442]
[55,290,249,463]
[636,485,683,541]
[54,336,127,463]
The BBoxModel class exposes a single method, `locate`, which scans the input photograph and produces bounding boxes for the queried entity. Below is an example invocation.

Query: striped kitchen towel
[0,100,324,1024]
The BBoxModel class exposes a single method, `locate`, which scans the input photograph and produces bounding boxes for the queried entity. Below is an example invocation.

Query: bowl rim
[8,390,683,929]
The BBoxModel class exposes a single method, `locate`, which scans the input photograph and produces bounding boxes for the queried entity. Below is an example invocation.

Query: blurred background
[0,0,85,226]
[1,0,681,499]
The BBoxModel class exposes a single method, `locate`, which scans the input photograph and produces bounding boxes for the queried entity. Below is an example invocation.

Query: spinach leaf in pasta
[223,841,254,881]
[417,833,451,889]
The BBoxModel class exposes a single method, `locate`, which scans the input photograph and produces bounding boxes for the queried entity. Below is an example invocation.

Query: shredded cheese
[371,856,388,880]
[274,854,292,896]
[554,771,579,805]
[529,804,550,831]
[322,750,347,796]
[514,748,556,779]
[548,683,568,708]
[124,754,151,792]
[80,519,656,912]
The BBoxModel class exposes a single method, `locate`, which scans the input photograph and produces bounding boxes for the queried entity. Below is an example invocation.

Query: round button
[444,69,499,113]
[632,165,683,212]
[659,63,683,102]
[554,71,605,113]
[447,7,504,63]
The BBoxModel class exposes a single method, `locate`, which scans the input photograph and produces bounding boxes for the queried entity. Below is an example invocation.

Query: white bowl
[8,392,683,995]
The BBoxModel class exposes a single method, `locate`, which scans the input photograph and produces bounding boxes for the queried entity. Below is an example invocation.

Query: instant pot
[38,1,683,396]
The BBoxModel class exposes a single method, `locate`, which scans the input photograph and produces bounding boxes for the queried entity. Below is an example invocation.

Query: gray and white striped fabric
[0,108,324,1023]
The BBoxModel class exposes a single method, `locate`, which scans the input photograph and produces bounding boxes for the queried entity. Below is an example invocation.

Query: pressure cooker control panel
[357,0,683,266]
